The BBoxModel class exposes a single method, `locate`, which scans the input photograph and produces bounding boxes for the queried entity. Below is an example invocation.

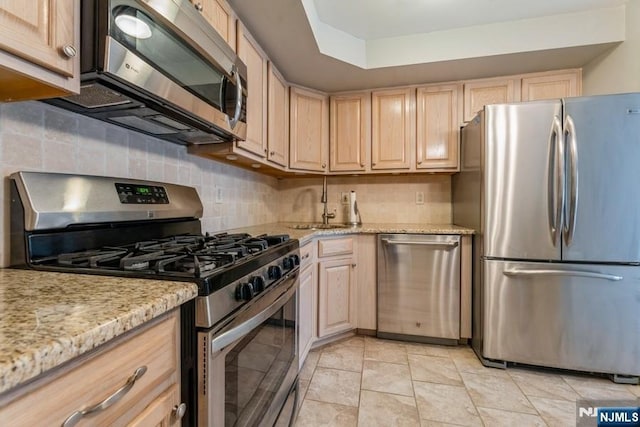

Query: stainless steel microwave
[47,0,247,145]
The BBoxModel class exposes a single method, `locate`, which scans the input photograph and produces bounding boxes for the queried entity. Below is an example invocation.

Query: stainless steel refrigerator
[453,93,640,383]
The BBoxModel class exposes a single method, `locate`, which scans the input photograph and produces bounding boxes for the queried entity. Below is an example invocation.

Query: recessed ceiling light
[115,14,152,39]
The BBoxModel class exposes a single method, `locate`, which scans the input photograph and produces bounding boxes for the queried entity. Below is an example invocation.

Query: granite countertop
[0,269,198,395]
[227,222,475,245]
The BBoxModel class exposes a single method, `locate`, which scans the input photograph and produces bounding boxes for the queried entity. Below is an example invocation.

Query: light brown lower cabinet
[317,236,357,338]
[298,241,317,368]
[0,310,184,427]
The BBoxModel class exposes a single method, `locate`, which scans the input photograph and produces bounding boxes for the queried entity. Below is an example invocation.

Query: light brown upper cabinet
[267,63,289,168]
[236,23,268,157]
[463,77,519,122]
[521,69,581,101]
[330,92,371,172]
[190,0,236,50]
[371,88,415,171]
[416,83,462,170]
[0,0,80,101]
[289,86,329,173]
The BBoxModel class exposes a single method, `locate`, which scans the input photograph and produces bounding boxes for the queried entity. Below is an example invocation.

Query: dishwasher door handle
[381,239,459,248]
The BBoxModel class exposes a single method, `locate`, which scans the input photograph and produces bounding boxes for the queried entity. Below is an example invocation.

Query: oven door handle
[210,273,298,354]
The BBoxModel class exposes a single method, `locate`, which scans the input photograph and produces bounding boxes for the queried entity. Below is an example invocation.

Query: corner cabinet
[289,86,329,173]
[236,23,268,157]
[317,237,357,338]
[0,311,185,426]
[416,83,462,170]
[0,0,80,101]
[329,92,371,172]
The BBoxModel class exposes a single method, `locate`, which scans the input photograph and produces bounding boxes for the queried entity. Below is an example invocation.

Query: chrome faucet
[321,176,335,225]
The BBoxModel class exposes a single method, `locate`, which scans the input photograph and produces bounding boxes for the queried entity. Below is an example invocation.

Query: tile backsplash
[0,101,279,267]
[277,175,451,224]
[0,101,454,267]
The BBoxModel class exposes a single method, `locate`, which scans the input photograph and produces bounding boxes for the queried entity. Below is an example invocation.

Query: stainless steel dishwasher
[377,234,461,343]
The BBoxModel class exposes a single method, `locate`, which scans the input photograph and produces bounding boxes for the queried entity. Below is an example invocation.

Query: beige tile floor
[295,335,640,427]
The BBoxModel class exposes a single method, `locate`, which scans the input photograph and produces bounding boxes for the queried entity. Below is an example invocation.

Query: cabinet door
[267,63,289,167]
[237,24,267,157]
[416,83,462,170]
[198,0,236,51]
[463,78,519,122]
[371,88,414,170]
[330,92,370,172]
[0,0,79,100]
[355,235,376,331]
[521,70,581,101]
[128,384,183,427]
[289,86,329,172]
[318,257,356,337]
[0,1,77,76]
[298,264,317,369]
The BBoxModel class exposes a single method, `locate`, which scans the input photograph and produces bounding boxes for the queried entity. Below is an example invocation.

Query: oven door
[198,271,299,427]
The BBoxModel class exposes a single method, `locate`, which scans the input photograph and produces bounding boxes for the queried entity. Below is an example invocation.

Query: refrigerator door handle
[548,116,563,246]
[563,114,579,246]
[503,268,622,281]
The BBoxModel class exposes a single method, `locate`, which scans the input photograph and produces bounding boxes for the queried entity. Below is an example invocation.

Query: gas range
[9,171,300,427]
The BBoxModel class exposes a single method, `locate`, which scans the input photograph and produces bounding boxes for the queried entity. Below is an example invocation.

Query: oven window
[225,297,296,426]
[110,5,228,111]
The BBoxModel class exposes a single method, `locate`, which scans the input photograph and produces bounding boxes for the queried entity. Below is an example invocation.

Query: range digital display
[115,183,169,204]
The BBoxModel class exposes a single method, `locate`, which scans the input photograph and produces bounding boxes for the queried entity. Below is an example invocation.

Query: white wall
[0,101,280,267]
[583,0,640,95]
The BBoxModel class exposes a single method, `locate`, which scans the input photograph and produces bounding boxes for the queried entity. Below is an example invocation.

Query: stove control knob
[282,257,293,270]
[290,255,300,266]
[235,282,254,301]
[249,276,265,293]
[268,265,282,280]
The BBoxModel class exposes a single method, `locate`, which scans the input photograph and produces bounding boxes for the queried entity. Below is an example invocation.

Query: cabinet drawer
[0,312,179,427]
[300,242,314,269]
[318,237,354,258]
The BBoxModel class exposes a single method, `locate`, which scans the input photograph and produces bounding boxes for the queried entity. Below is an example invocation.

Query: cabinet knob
[270,151,275,156]
[352,263,357,268]
[194,2,203,11]
[418,160,423,165]
[322,163,326,168]
[372,162,377,166]
[360,163,365,168]
[61,44,77,58]
[264,148,268,153]
[172,403,187,422]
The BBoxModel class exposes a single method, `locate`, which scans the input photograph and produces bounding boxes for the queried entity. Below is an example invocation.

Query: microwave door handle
[228,66,242,129]
[210,274,297,354]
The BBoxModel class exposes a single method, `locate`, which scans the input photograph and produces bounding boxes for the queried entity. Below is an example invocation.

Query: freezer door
[482,260,640,376]
[483,101,563,260]
[563,94,640,263]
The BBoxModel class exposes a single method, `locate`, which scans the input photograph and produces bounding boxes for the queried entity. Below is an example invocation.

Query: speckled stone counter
[227,222,474,245]
[0,269,197,395]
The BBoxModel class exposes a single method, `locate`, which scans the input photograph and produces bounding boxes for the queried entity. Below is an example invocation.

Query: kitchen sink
[289,224,351,230]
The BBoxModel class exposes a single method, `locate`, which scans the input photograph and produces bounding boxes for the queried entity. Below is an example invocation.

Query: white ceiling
[313,0,626,40]
[227,0,627,92]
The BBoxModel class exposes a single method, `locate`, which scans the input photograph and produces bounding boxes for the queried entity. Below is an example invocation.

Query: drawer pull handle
[62,366,147,427]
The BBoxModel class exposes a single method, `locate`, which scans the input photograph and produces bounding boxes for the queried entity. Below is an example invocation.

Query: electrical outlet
[340,192,349,205]
[415,191,424,205]
[215,187,223,204]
